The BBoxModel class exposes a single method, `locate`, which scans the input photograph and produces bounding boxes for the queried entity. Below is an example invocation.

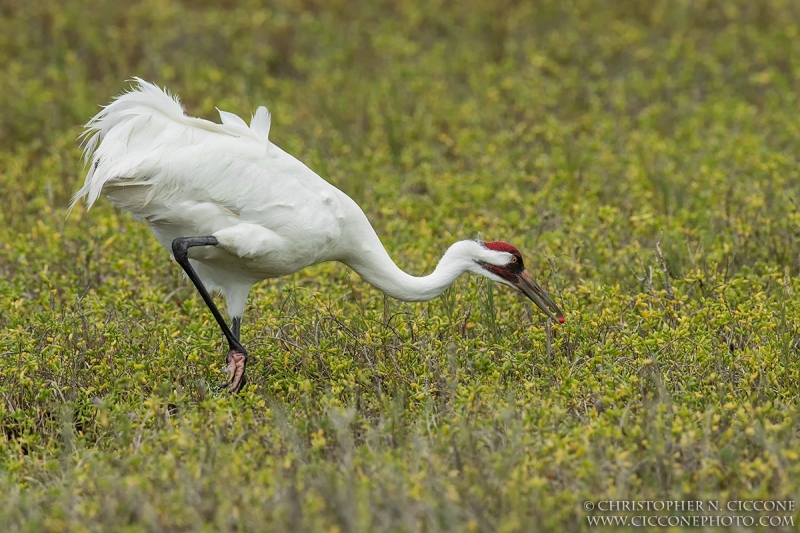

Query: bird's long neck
[340,212,475,302]
[345,240,472,302]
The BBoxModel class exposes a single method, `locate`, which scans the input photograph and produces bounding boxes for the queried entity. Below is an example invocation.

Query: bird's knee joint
[171,238,189,260]
[172,236,219,261]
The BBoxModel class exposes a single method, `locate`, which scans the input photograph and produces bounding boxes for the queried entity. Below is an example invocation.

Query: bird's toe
[226,350,247,394]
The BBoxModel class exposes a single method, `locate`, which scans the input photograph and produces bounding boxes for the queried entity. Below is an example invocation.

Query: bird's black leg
[172,236,247,393]
[231,316,241,342]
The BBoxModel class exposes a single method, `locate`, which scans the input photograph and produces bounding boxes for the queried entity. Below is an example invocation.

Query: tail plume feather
[70,78,272,214]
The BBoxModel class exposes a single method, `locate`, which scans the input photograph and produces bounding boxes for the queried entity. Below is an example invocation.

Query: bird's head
[465,240,565,323]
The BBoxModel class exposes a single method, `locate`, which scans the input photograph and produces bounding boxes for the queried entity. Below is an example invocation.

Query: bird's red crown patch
[483,241,520,255]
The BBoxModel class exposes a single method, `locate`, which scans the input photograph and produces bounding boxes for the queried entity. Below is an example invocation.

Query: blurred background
[0,0,800,274]
[3,0,800,278]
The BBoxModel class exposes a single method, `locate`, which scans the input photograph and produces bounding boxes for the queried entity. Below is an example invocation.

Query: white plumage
[73,79,564,392]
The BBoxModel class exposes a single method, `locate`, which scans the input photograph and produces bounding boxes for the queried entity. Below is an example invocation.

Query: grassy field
[2,0,800,531]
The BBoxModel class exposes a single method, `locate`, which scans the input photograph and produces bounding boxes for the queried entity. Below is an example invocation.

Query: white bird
[72,79,565,392]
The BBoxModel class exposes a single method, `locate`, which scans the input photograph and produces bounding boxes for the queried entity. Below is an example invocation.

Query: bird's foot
[225,349,247,393]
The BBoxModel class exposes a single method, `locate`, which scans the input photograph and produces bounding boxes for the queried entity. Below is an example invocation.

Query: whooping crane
[72,79,565,393]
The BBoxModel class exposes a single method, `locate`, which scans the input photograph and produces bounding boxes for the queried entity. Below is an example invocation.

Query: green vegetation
[2,0,800,531]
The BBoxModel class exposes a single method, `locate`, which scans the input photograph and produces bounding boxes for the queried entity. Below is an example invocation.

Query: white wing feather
[72,78,347,277]
[249,106,271,141]
[217,108,249,131]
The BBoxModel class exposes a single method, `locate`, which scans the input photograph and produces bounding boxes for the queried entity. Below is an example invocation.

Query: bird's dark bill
[515,270,565,323]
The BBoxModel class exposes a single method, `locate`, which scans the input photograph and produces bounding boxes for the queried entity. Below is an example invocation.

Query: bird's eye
[510,256,517,263]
